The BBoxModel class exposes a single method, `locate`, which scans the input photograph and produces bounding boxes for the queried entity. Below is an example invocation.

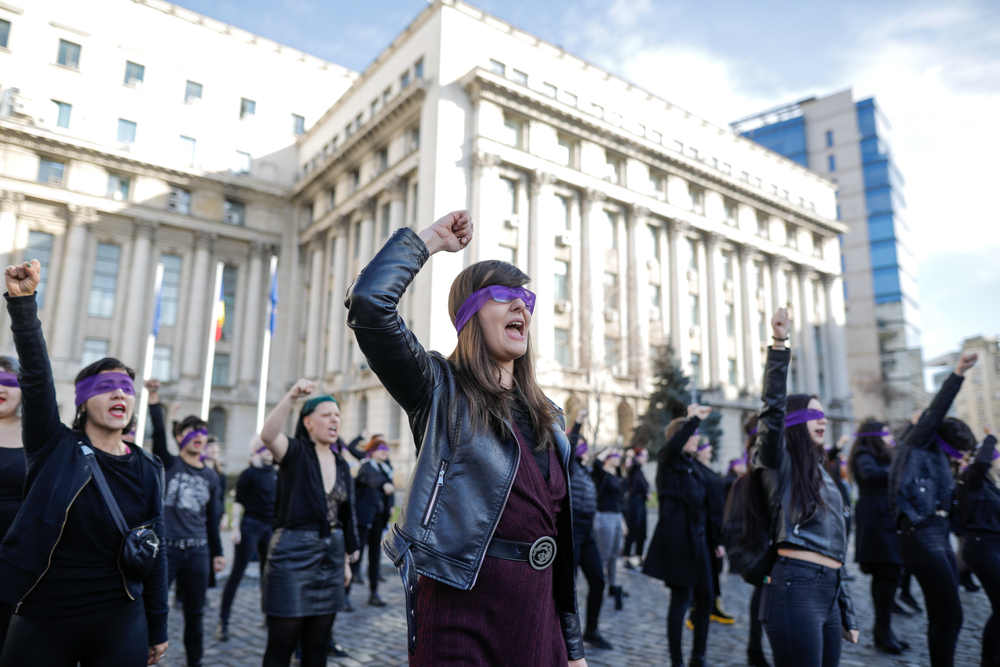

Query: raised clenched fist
[771,307,790,342]
[5,260,41,297]
[955,353,978,376]
[417,210,473,255]
[288,378,316,400]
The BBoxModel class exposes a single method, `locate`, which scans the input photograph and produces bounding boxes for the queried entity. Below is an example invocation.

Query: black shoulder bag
[82,444,160,580]
[742,500,782,587]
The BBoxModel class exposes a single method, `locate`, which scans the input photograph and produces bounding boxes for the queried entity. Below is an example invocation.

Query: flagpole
[201,261,224,421]
[134,263,164,449]
[256,255,278,432]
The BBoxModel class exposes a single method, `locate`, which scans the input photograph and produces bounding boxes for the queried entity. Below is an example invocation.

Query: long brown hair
[447,260,557,450]
[847,418,894,482]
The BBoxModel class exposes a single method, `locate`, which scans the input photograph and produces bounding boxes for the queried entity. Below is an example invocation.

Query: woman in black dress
[0,356,23,655]
[623,447,649,568]
[352,434,395,607]
[259,384,359,667]
[848,420,908,654]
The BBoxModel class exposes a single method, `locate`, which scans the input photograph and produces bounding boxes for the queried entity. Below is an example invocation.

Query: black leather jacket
[345,228,583,659]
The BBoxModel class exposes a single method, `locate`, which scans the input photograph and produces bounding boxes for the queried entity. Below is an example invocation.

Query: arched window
[357,395,368,433]
[617,400,634,445]
[208,407,227,442]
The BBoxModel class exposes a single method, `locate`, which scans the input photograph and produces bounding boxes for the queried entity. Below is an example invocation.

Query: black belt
[486,536,557,570]
[166,538,207,549]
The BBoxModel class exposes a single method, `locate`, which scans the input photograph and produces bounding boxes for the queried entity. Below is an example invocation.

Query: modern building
[927,337,1000,433]
[1,0,852,476]
[733,90,925,427]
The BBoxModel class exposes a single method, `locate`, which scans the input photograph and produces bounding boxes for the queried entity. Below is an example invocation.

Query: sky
[176,0,1000,367]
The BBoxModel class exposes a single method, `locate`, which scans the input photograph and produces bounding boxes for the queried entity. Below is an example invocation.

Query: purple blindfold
[254,444,268,454]
[575,441,589,458]
[785,409,825,427]
[697,442,712,452]
[855,430,891,438]
[454,286,536,333]
[366,443,390,457]
[0,371,18,388]
[934,435,964,460]
[180,429,209,449]
[74,372,135,407]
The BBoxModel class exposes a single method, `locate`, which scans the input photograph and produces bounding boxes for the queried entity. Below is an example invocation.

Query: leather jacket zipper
[421,460,449,527]
[471,417,520,588]
[16,477,90,614]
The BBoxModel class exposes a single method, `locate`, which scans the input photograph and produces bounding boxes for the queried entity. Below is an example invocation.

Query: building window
[724,198,738,224]
[604,337,619,371]
[501,116,523,148]
[37,158,65,186]
[499,245,517,265]
[27,231,54,308]
[650,172,665,197]
[591,103,604,119]
[687,238,698,270]
[179,136,196,166]
[754,260,764,290]
[82,338,109,367]
[223,199,245,226]
[117,119,137,145]
[603,272,618,311]
[688,184,704,212]
[755,210,769,238]
[725,303,735,336]
[57,39,81,69]
[728,358,737,385]
[167,187,191,214]
[605,210,618,249]
[184,80,202,103]
[828,155,836,172]
[380,202,391,238]
[604,153,622,184]
[221,265,237,340]
[689,294,699,325]
[370,98,379,118]
[554,260,569,301]
[240,98,255,119]
[352,221,362,258]
[382,87,392,106]
[88,243,121,318]
[556,195,570,230]
[721,162,732,175]
[555,136,574,167]
[152,345,171,380]
[107,173,130,201]
[554,328,571,367]
[0,19,9,49]
[785,223,797,249]
[510,69,528,85]
[813,233,824,258]
[650,284,661,311]
[376,146,389,174]
[413,58,424,79]
[690,353,701,386]
[562,91,578,107]
[740,171,750,182]
[825,130,833,147]
[357,396,368,430]
[489,59,505,76]
[542,82,557,98]
[758,309,767,342]
[207,406,227,441]
[211,353,230,386]
[350,169,360,193]
[647,224,661,260]
[292,114,305,136]
[233,150,251,174]
[723,250,734,281]
[500,178,517,215]
[159,254,182,327]
[123,61,144,85]
[52,100,71,128]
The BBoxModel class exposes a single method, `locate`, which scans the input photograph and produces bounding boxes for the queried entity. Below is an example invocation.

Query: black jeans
[964,533,1000,667]
[167,543,210,667]
[220,516,273,623]
[351,513,388,595]
[0,598,148,667]
[749,585,764,653]
[900,516,962,667]
[574,531,606,635]
[667,558,712,665]
[760,557,843,667]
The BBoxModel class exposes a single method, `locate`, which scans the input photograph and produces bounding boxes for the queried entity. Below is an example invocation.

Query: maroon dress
[410,421,569,666]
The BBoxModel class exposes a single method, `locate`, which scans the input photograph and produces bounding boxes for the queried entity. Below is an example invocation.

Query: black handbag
[82,444,160,580]
[742,500,782,587]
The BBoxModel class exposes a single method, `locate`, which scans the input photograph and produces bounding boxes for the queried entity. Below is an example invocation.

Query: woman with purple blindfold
[0,259,169,666]
[846,420,909,654]
[346,210,586,666]
[0,355,23,656]
[351,435,395,609]
[591,449,627,611]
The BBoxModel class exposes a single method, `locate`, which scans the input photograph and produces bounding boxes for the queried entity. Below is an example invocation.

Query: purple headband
[254,444,268,454]
[74,372,135,407]
[574,440,589,458]
[727,458,744,472]
[785,409,825,427]
[697,442,712,452]
[366,443,390,458]
[748,426,758,437]
[454,285,536,333]
[934,435,964,460]
[0,371,18,388]
[855,430,891,437]
[179,428,208,449]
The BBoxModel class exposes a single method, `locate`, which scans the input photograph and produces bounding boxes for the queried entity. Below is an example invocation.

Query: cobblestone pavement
[161,531,992,667]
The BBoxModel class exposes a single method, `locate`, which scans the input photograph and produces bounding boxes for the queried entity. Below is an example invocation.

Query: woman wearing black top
[848,420,908,654]
[0,259,168,666]
[960,428,1000,667]
[259,382,358,667]
[352,434,395,607]
[0,355,23,655]
[643,403,718,667]
[623,447,649,568]
[746,308,858,667]
[592,451,627,610]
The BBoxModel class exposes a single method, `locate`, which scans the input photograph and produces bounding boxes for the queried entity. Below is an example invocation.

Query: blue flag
[152,271,163,337]
[268,268,278,336]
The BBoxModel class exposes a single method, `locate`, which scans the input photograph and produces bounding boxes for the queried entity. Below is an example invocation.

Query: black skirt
[262,527,345,617]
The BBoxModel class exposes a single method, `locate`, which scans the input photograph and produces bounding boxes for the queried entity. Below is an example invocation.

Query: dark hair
[783,393,828,521]
[293,397,338,443]
[737,413,768,547]
[0,356,18,373]
[847,418,893,481]
[71,357,137,434]
[175,415,208,440]
[447,260,557,451]
[937,417,976,452]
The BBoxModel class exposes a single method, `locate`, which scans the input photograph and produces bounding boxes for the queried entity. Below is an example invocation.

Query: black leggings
[749,585,764,653]
[263,614,336,667]
[0,598,148,667]
[575,533,606,635]
[964,533,1000,667]
[864,564,902,637]
[900,517,963,667]
[667,560,712,665]
[351,513,388,595]
[219,516,273,622]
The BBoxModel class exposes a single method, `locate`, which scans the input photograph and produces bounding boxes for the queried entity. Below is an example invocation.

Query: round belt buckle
[529,536,557,571]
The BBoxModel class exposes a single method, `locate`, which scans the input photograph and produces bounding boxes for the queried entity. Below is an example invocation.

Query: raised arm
[4,259,66,457]
[659,403,707,468]
[345,211,472,415]
[904,353,975,450]
[852,449,888,484]
[260,379,314,463]
[146,381,174,467]
[965,430,997,492]
[755,308,791,470]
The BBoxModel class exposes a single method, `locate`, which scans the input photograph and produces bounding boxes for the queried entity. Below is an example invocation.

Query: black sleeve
[5,294,69,459]
[904,373,964,451]
[965,435,998,492]
[357,462,383,489]
[853,450,888,484]
[339,457,360,554]
[144,505,169,645]
[345,436,366,461]
[756,347,791,470]
[659,417,701,468]
[206,470,223,559]
[567,421,583,450]
[148,403,174,468]
[235,468,252,506]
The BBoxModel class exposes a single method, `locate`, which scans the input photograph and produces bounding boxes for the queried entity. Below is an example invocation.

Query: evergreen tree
[632,344,691,454]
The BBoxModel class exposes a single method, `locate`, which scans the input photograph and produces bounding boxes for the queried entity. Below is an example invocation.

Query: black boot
[873,625,904,655]
[747,648,770,667]
[583,630,614,650]
[215,618,229,641]
[689,656,711,667]
[368,592,387,607]
[960,570,980,592]
[612,586,623,611]
[899,590,922,613]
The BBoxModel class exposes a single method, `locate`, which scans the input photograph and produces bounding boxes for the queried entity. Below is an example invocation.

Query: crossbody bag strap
[80,444,130,538]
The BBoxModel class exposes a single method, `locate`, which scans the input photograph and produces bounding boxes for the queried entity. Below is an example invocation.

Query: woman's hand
[231,526,242,545]
[344,558,353,587]
[213,556,226,573]
[955,353,978,376]
[842,628,859,644]
[417,210,473,255]
[288,378,315,400]
[383,482,396,495]
[147,641,168,665]
[568,659,588,667]
[5,259,40,297]
[771,307,790,348]
[349,549,360,564]
[145,379,161,405]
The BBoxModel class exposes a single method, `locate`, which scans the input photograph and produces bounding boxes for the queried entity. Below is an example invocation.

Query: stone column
[181,231,215,378]
[824,274,850,402]
[704,232,725,386]
[626,204,651,384]
[119,219,156,368]
[303,240,325,378]
[797,269,819,394]
[738,246,761,389]
[358,197,377,267]
[51,205,97,362]
[325,218,350,375]
[529,171,557,366]
[238,242,267,383]
[389,176,407,233]
[471,152,502,263]
[668,220,691,362]
[580,188,606,369]
[0,191,23,271]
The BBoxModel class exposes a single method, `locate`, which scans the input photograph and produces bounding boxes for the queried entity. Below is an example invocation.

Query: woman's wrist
[417,229,442,255]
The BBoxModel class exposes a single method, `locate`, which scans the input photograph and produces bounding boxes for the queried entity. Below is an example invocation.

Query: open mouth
[505,319,525,339]
[815,428,825,439]
[109,403,127,419]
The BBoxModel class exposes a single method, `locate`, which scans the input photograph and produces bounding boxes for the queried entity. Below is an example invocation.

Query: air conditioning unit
[223,211,241,225]
[689,325,701,337]
[0,88,31,119]
[555,233,572,247]
[504,215,521,229]
[554,300,572,314]
[604,308,619,323]
[649,308,661,321]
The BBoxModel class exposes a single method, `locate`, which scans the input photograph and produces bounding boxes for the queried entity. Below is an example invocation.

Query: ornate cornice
[532,170,557,187]
[0,190,24,214]
[68,204,97,225]
[472,151,502,174]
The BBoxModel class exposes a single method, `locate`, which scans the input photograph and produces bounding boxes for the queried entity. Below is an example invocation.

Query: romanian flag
[213,279,225,341]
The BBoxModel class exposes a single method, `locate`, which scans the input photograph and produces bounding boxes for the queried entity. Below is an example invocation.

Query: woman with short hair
[352,434,395,607]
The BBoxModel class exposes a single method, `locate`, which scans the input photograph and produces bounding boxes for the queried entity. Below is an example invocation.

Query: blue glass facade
[739,116,808,166]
